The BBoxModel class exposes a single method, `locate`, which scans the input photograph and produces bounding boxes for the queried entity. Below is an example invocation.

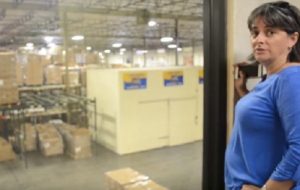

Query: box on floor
[124,180,168,190]
[0,137,16,162]
[36,124,64,156]
[56,123,92,159]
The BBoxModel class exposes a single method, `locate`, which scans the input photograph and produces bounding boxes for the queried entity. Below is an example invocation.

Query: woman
[225,1,300,190]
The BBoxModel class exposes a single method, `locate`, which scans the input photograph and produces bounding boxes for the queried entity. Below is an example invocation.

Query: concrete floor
[0,141,202,190]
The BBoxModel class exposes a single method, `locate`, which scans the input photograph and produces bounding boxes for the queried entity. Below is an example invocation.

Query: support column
[202,0,227,189]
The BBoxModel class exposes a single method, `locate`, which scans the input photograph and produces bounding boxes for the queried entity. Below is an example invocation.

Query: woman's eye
[266,30,275,36]
[251,31,258,37]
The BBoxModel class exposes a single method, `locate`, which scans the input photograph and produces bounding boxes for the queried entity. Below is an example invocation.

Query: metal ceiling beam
[0,2,202,21]
[14,34,202,41]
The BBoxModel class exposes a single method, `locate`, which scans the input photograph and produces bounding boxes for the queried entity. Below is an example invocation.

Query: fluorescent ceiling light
[157,48,166,53]
[86,46,92,51]
[160,37,173,43]
[168,44,177,49]
[24,46,34,50]
[104,49,111,54]
[120,52,124,55]
[148,20,157,27]
[177,47,182,52]
[71,35,84,41]
[38,48,47,56]
[44,36,53,43]
[112,43,122,48]
[120,48,126,52]
[48,43,56,48]
[136,50,148,55]
[98,52,104,58]
[26,42,34,47]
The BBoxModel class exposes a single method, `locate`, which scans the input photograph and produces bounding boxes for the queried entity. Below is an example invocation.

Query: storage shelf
[19,84,81,92]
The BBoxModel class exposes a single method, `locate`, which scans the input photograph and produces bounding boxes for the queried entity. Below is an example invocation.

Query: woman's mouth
[255,48,266,54]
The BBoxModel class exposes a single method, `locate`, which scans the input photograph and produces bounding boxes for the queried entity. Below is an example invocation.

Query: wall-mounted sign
[123,72,147,90]
[163,71,183,87]
[199,69,204,84]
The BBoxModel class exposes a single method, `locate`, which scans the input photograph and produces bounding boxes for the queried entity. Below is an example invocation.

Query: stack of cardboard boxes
[36,124,64,156]
[45,65,63,85]
[63,71,80,86]
[16,60,24,86]
[85,52,99,64]
[0,137,16,162]
[24,54,43,85]
[105,168,168,190]
[0,52,19,105]
[67,48,84,66]
[56,123,92,159]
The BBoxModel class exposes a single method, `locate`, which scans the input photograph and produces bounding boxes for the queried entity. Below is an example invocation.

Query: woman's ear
[289,32,299,47]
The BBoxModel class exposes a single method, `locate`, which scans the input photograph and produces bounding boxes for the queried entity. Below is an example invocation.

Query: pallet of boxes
[24,54,43,86]
[55,123,92,159]
[0,52,19,105]
[105,168,168,190]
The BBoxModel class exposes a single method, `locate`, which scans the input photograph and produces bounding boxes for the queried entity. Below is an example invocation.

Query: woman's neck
[265,60,288,75]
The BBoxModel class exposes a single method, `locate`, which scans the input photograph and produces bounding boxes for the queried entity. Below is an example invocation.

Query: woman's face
[250,18,298,65]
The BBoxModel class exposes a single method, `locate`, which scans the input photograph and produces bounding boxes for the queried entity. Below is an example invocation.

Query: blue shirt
[225,66,300,190]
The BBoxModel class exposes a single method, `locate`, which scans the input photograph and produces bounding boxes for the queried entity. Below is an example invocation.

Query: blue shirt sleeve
[271,72,300,181]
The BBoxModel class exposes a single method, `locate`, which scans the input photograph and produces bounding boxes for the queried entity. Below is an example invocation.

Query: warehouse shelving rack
[0,91,96,168]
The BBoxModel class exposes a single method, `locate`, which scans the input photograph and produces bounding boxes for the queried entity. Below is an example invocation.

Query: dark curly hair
[248,1,300,62]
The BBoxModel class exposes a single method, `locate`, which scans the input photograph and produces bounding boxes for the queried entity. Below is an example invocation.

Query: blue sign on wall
[163,71,184,87]
[123,72,147,90]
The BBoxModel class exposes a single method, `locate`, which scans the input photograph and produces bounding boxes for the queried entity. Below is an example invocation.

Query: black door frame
[202,0,228,189]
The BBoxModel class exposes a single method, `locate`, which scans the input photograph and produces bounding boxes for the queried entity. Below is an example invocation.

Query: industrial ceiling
[0,0,203,51]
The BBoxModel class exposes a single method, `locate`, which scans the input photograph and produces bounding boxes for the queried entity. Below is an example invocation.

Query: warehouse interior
[0,0,205,190]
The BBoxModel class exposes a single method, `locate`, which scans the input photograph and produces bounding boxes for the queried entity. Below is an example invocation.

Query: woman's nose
[253,33,265,43]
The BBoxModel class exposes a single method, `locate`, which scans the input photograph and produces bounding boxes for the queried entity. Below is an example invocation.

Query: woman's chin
[254,56,268,63]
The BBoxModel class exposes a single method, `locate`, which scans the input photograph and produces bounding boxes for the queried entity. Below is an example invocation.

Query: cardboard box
[124,180,168,190]
[63,71,80,86]
[0,52,16,78]
[105,168,149,190]
[67,146,92,160]
[56,123,92,159]
[37,124,64,156]
[16,62,24,86]
[0,87,19,105]
[0,137,16,162]
[53,53,64,64]
[23,123,37,151]
[63,47,86,66]
[0,52,19,105]
[24,54,43,85]
[45,65,62,85]
[41,56,51,66]
[85,53,99,64]
[14,123,37,152]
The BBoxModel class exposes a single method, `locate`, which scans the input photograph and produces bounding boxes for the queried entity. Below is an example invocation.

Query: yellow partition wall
[87,66,203,155]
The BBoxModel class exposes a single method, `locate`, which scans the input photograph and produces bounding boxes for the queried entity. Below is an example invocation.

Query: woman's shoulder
[269,64,300,85]
[279,63,300,76]
[285,62,300,67]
